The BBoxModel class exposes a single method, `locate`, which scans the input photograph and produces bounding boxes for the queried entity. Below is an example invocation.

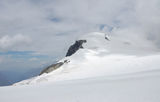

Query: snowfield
[0,32,160,102]
[0,71,160,102]
[14,54,160,85]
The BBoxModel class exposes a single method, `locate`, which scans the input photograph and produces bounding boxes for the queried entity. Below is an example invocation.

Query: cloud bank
[0,34,31,51]
[0,0,160,53]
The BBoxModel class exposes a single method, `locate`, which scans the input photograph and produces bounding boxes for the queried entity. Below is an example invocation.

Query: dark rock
[66,40,87,57]
[105,33,110,41]
[105,36,110,41]
[39,40,87,75]
[39,60,69,75]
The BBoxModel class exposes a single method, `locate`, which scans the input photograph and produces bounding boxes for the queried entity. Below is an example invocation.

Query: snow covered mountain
[14,32,160,85]
[0,32,160,102]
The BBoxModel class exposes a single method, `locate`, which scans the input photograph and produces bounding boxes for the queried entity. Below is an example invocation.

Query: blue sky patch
[49,17,61,23]
[99,24,113,32]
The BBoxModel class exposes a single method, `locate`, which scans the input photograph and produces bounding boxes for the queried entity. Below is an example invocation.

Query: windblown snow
[0,32,160,102]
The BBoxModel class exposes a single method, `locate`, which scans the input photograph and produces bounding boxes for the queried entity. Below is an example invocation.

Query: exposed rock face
[105,33,110,41]
[39,40,86,75]
[39,60,69,75]
[105,36,110,41]
[66,40,87,57]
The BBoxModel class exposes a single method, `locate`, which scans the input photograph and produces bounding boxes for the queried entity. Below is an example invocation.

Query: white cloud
[0,34,31,51]
[29,57,38,61]
[0,0,160,52]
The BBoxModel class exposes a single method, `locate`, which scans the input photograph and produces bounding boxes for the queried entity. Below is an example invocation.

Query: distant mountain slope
[0,73,9,86]
[14,32,160,85]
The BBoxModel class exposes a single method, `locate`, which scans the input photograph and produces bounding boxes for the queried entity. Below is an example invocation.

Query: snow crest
[14,32,160,85]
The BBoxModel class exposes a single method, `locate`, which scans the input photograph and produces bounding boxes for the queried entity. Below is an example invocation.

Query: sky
[0,0,160,85]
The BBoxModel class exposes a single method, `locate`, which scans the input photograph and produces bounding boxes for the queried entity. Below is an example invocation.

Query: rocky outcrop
[66,40,87,57]
[105,33,110,41]
[39,40,86,75]
[39,60,69,75]
[105,36,110,41]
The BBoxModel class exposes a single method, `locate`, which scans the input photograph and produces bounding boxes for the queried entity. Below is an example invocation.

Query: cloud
[29,57,38,61]
[0,0,159,61]
[0,0,160,53]
[0,34,31,51]
[0,0,159,58]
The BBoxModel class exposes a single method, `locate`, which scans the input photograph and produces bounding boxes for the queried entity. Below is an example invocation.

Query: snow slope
[0,70,160,102]
[14,32,160,85]
[0,32,160,102]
